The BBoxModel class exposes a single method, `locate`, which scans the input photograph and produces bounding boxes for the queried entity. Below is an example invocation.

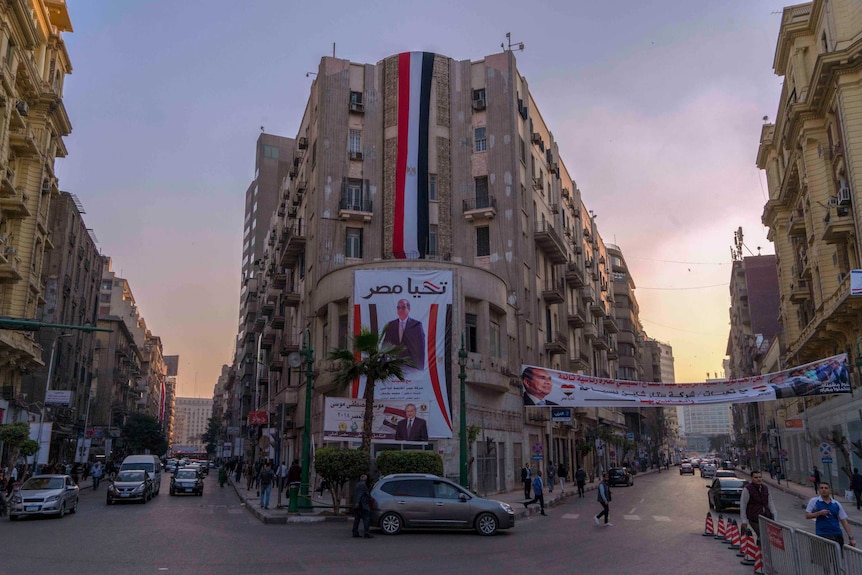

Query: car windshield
[176,470,197,479]
[22,477,64,490]
[116,471,146,482]
[121,462,154,473]
[720,479,747,488]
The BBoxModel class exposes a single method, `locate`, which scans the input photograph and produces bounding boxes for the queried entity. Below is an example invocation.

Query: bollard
[723,518,735,545]
[729,520,741,550]
[741,528,756,565]
[702,511,715,536]
[715,514,726,540]
[752,543,763,574]
[288,484,299,513]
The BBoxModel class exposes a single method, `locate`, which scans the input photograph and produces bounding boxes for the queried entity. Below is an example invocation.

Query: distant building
[173,397,212,451]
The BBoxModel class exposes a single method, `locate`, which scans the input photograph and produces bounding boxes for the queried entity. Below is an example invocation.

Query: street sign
[819,443,833,458]
[822,457,833,464]
[626,433,635,440]
[779,449,788,458]
[551,408,572,422]
[531,455,544,460]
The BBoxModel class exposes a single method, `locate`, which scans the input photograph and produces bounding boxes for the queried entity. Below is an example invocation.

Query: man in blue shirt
[805,481,856,547]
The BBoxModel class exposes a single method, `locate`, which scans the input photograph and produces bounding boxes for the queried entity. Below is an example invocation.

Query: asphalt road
[1,470,805,575]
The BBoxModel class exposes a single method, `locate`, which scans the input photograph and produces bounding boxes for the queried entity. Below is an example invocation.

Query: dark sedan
[106,470,153,504]
[707,477,748,512]
[607,467,633,487]
[170,468,204,496]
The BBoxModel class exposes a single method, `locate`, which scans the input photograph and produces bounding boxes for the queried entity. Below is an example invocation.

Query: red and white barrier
[702,511,714,536]
[715,514,726,540]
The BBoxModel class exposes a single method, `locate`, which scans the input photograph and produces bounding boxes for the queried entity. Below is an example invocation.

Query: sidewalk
[758,472,862,527]
[229,467,664,525]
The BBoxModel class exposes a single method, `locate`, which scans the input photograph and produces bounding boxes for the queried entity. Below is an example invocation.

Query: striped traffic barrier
[714,514,725,540]
[741,528,756,565]
[729,520,741,550]
[723,518,735,545]
[752,543,763,574]
[702,511,714,536]
[736,526,747,557]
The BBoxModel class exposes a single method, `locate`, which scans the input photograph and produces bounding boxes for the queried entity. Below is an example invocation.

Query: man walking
[524,469,546,515]
[547,461,556,493]
[852,468,862,511]
[557,461,567,492]
[352,474,373,539]
[575,466,587,498]
[594,471,612,526]
[258,462,274,509]
[739,470,777,542]
[812,465,822,493]
[521,462,532,499]
[91,461,103,491]
[805,481,856,547]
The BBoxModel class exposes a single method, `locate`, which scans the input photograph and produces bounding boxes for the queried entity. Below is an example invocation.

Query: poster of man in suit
[382,299,425,370]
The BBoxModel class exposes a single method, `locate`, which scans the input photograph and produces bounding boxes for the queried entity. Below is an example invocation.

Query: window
[349,130,362,154]
[466,313,478,353]
[474,127,487,152]
[100,293,111,303]
[101,280,112,291]
[338,314,348,349]
[475,176,489,208]
[519,137,526,164]
[346,228,363,259]
[263,145,279,160]
[472,88,486,104]
[429,174,437,201]
[428,224,438,255]
[349,91,363,105]
[344,178,363,210]
[490,320,501,358]
[434,481,463,499]
[476,226,490,257]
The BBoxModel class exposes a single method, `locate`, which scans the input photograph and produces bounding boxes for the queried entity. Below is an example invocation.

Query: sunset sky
[56,0,790,396]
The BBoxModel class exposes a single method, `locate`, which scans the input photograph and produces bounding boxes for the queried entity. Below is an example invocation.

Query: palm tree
[328,328,412,453]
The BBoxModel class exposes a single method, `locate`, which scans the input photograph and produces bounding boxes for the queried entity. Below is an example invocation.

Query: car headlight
[132,484,145,492]
[10,495,21,504]
[45,495,59,502]
[499,502,513,513]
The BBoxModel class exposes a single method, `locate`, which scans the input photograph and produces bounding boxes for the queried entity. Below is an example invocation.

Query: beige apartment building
[0,0,73,402]
[758,0,862,491]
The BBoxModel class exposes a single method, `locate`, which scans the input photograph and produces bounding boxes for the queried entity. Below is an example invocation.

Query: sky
[56,0,791,396]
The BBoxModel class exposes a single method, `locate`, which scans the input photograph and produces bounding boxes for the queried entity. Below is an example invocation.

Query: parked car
[708,477,748,512]
[370,474,515,536]
[679,463,695,475]
[714,469,738,479]
[607,467,634,487]
[106,470,153,505]
[700,464,717,479]
[170,468,204,496]
[8,475,79,520]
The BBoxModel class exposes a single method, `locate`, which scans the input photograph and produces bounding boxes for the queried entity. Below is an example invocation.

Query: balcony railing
[339,198,373,222]
[534,221,567,264]
[463,195,497,221]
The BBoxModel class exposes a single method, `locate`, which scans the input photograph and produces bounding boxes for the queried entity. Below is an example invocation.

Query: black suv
[607,467,633,487]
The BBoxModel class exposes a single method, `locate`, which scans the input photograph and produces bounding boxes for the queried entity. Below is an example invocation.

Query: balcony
[278,223,306,267]
[280,339,301,355]
[583,323,598,340]
[260,296,276,317]
[261,332,276,349]
[789,278,811,302]
[0,249,22,284]
[542,277,565,304]
[788,209,806,237]
[567,304,586,328]
[0,170,15,198]
[569,351,590,371]
[534,221,567,264]
[565,262,585,287]
[603,315,619,334]
[0,192,31,219]
[283,289,301,307]
[465,356,510,393]
[823,206,854,244]
[269,358,284,372]
[462,195,497,222]
[590,299,606,317]
[543,330,568,355]
[581,285,595,304]
[339,197,373,223]
[9,126,39,157]
[532,176,544,191]
[593,332,611,351]
[271,313,285,329]
[272,272,286,289]
[607,344,619,360]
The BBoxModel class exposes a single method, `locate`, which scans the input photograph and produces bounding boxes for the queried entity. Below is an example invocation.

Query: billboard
[45,390,72,406]
[323,397,433,443]
[521,354,851,407]
[351,269,453,438]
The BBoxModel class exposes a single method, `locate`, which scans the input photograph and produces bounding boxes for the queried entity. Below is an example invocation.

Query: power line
[637,283,727,291]
[640,316,727,336]
[627,256,728,266]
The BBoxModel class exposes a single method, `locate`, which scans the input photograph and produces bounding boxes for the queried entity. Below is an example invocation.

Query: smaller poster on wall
[323,397,430,443]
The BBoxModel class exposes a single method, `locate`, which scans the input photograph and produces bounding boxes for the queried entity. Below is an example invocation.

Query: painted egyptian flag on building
[393,52,434,260]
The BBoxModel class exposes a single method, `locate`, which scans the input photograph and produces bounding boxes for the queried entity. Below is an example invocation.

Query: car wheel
[107,497,113,505]
[379,512,403,535]
[70,499,78,514]
[169,489,175,496]
[58,503,65,518]
[9,514,17,521]
[475,512,499,536]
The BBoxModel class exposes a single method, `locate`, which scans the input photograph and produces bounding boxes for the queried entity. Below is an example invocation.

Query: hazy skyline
[56,1,790,397]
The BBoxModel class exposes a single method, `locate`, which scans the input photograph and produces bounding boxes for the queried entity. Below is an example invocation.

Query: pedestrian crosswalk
[560,513,673,523]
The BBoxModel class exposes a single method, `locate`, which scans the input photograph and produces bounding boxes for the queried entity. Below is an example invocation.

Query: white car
[9,475,79,520]
[701,464,717,479]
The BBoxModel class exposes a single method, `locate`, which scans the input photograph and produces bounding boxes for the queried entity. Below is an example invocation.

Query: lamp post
[299,330,314,510]
[458,336,468,488]
[35,333,72,473]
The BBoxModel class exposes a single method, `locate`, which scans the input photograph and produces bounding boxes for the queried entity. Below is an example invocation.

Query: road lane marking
[562,513,580,519]
[640,498,645,503]
[653,516,672,522]
[624,515,641,520]
[628,507,636,514]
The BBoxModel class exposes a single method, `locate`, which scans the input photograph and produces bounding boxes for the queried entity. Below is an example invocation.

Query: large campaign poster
[350,269,453,439]
[521,354,851,407]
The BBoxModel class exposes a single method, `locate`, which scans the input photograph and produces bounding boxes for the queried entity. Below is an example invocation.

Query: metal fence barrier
[795,529,843,575]
[761,517,801,574]
[844,545,862,575]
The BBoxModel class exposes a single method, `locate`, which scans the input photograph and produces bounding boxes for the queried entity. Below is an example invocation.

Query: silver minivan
[370,474,515,536]
[120,455,162,495]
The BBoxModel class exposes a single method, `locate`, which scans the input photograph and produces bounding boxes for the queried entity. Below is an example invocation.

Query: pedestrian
[82,461,91,481]
[769,460,776,480]
[70,463,79,485]
[287,459,302,492]
[812,465,822,493]
[524,469,546,515]
[851,468,862,511]
[547,461,556,493]
[805,481,857,547]
[218,465,228,488]
[91,461,103,491]
[234,459,243,483]
[521,462,532,499]
[277,460,288,493]
[557,461,567,492]
[774,461,782,485]
[575,466,587,498]
[258,462,274,509]
[351,474,373,539]
[594,471,612,526]
[739,470,777,542]
[245,461,254,490]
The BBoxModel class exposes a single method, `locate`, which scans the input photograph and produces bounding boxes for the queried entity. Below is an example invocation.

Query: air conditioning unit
[284,420,295,430]
[349,102,364,113]
[15,100,28,116]
[297,137,308,150]
[471,96,486,111]
[349,151,363,161]
[531,132,542,144]
[827,196,839,207]
[41,180,51,194]
[838,186,852,205]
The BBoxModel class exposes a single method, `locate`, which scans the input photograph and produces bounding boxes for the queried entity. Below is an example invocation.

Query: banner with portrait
[323,397,432,443]
[352,269,453,438]
[521,354,851,407]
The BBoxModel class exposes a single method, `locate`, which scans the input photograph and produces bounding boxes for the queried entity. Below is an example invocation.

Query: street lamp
[35,333,73,473]
[299,329,314,510]
[458,336,468,488]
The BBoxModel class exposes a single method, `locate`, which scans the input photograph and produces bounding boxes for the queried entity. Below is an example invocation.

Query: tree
[314,446,369,514]
[708,434,732,455]
[201,417,223,457]
[376,451,444,476]
[121,413,168,456]
[328,328,411,453]
[0,422,39,473]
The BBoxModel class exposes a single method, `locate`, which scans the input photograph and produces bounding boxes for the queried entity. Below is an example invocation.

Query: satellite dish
[287,352,302,369]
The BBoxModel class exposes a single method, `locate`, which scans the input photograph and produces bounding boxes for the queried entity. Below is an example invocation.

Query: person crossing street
[594,472,612,526]
[524,469,547,515]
